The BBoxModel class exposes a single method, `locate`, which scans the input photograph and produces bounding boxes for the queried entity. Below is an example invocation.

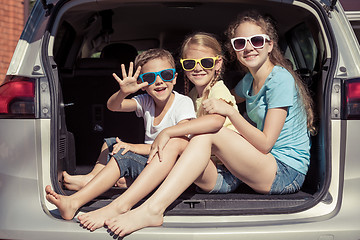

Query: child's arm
[203,98,287,154]
[229,107,286,153]
[111,137,151,156]
[231,88,245,104]
[148,114,225,162]
[165,114,225,137]
[117,119,195,157]
[107,63,148,112]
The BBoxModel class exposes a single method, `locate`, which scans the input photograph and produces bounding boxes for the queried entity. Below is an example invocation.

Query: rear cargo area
[54,0,329,216]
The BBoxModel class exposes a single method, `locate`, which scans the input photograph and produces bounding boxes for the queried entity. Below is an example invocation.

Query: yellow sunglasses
[180,56,220,71]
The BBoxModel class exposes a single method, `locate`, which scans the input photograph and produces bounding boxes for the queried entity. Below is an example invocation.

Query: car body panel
[1,0,360,239]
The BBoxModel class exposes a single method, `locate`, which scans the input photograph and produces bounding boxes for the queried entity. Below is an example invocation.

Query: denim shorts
[105,137,148,179]
[269,159,305,195]
[201,159,305,195]
[200,165,242,194]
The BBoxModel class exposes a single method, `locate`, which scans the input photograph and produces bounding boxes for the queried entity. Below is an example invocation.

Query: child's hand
[111,137,133,155]
[147,130,171,163]
[112,62,148,95]
[202,98,234,117]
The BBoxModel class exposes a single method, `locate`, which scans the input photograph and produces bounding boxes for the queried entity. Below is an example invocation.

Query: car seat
[63,43,144,166]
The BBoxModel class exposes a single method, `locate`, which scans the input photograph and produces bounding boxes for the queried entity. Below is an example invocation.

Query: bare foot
[115,177,133,189]
[105,204,164,237]
[63,171,93,191]
[77,204,128,231]
[45,185,79,220]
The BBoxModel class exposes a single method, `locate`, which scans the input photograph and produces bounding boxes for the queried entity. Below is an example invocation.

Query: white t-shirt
[133,91,196,144]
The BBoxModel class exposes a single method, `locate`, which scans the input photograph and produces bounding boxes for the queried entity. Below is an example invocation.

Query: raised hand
[112,62,148,96]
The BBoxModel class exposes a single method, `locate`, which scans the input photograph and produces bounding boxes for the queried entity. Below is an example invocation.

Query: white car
[1,0,360,239]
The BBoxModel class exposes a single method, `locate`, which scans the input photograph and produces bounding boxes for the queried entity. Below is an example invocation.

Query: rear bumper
[0,173,359,240]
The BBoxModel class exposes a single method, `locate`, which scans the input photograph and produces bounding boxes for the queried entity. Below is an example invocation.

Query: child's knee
[167,137,189,154]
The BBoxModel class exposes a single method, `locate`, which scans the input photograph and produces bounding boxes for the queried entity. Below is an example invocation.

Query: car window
[345,11,360,44]
[54,21,76,67]
[285,23,318,72]
[350,20,360,43]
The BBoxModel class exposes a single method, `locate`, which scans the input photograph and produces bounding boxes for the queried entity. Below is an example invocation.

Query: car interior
[53,1,328,215]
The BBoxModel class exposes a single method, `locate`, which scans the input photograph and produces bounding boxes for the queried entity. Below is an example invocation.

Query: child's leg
[105,128,277,237]
[77,137,189,231]
[46,145,150,222]
[63,141,110,191]
[105,134,216,236]
[63,139,130,190]
[193,159,218,192]
[211,128,277,193]
[45,157,122,220]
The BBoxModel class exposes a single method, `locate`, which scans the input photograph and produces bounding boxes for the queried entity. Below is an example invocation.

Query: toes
[81,221,90,229]
[104,219,127,237]
[112,225,121,236]
[105,219,116,230]
[79,215,89,226]
[77,214,84,221]
[105,220,114,231]
[87,222,95,231]
[45,186,59,202]
[45,185,52,194]
[90,222,100,232]
[80,218,90,227]
[78,213,105,232]
[87,220,100,231]
[104,219,111,227]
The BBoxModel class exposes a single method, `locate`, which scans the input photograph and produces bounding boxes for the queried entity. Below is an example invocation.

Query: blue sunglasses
[138,68,176,85]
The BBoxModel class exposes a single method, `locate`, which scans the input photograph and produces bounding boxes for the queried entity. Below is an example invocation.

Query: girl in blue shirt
[104,11,316,236]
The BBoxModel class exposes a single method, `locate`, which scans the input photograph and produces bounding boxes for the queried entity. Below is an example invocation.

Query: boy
[62,48,194,191]
[45,48,196,221]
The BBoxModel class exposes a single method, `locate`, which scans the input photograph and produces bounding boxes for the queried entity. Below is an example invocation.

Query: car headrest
[100,43,138,64]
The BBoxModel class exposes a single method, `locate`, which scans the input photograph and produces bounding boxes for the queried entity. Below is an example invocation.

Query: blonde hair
[225,11,316,135]
[134,48,175,70]
[180,32,224,117]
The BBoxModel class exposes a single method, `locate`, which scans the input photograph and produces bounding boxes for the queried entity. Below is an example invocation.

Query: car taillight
[344,78,360,120]
[0,77,35,117]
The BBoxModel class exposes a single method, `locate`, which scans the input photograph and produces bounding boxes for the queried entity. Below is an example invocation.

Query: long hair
[225,11,316,135]
[180,32,225,117]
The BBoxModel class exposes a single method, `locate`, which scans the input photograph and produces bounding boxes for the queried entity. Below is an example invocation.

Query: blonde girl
[181,32,238,132]
[147,32,240,193]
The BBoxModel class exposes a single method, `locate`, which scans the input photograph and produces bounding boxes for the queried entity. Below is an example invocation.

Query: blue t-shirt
[234,66,310,175]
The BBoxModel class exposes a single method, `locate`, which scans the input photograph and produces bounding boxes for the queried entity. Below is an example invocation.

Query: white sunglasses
[231,34,270,51]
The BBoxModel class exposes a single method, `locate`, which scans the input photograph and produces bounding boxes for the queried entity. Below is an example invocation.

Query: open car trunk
[52,0,330,216]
